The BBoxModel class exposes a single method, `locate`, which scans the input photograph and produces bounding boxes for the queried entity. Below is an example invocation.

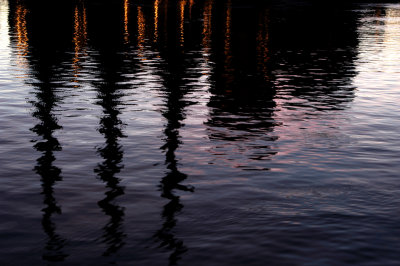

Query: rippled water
[1,0,400,264]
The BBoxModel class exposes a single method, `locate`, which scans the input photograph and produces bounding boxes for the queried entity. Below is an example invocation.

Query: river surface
[0,0,399,265]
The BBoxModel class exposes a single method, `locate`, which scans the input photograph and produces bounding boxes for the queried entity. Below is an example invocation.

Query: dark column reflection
[154,72,195,264]
[145,1,196,264]
[9,0,73,262]
[84,0,130,258]
[31,71,68,263]
[93,75,126,257]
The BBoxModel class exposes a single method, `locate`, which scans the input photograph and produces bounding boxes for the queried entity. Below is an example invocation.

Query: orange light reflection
[14,3,29,70]
[179,0,186,47]
[202,0,213,50]
[137,6,146,60]
[124,0,130,44]
[72,4,88,84]
[154,0,159,42]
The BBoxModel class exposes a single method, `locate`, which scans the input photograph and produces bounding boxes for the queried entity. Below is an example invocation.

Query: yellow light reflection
[179,0,186,47]
[14,2,29,70]
[137,6,146,59]
[154,0,159,42]
[72,3,87,83]
[189,0,194,19]
[124,0,130,44]
[202,0,213,50]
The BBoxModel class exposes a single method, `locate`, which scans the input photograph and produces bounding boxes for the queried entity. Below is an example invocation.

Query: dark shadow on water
[30,77,68,263]
[85,0,131,259]
[9,0,72,261]
[147,1,197,264]
[93,71,127,258]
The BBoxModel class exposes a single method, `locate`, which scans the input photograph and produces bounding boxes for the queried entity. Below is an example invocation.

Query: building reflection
[268,3,358,110]
[205,1,277,169]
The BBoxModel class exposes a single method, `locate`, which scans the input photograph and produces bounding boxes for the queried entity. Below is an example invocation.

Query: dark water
[1,0,400,264]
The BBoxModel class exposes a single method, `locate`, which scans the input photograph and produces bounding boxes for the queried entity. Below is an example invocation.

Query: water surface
[0,0,400,265]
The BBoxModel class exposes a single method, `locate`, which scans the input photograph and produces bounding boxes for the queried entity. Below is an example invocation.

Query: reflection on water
[72,2,87,82]
[124,0,129,44]
[93,49,127,258]
[13,1,28,72]
[23,1,68,259]
[2,0,400,265]
[94,77,126,258]
[155,69,194,264]
[31,69,68,263]
[202,0,213,50]
[153,7,195,262]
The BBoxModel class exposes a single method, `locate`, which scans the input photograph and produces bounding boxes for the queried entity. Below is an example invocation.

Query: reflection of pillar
[153,36,195,264]
[31,82,67,262]
[94,76,126,258]
[30,73,67,263]
[155,88,194,264]
[15,0,68,261]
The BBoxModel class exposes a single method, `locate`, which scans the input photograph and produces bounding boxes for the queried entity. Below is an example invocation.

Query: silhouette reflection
[86,1,129,257]
[31,72,68,263]
[94,77,126,257]
[149,1,195,263]
[10,0,71,261]
[155,73,194,264]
